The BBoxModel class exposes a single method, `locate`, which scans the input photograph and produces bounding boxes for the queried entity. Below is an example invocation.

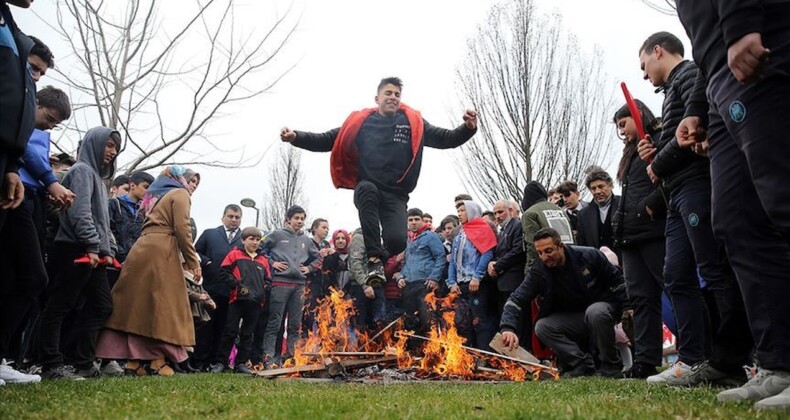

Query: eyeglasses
[41,107,62,129]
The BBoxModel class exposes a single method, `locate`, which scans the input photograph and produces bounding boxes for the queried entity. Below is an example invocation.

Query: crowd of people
[2,0,790,412]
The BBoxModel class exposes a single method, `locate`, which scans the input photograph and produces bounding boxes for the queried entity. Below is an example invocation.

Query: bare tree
[640,0,676,15]
[453,0,614,206]
[42,0,299,172]
[259,144,307,232]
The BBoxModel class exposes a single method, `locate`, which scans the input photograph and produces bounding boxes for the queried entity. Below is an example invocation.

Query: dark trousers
[621,239,665,367]
[302,276,327,336]
[349,284,386,333]
[216,300,261,367]
[401,282,432,335]
[0,195,48,359]
[534,302,619,370]
[353,180,408,259]
[496,289,531,350]
[263,285,304,358]
[454,282,498,351]
[706,57,790,371]
[38,243,112,369]
[193,295,230,366]
[663,179,721,365]
[250,302,271,364]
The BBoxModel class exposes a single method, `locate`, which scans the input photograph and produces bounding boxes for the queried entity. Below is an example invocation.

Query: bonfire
[257,288,559,382]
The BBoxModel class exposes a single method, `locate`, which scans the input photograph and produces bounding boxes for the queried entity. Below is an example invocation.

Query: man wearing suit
[191,204,243,371]
[577,169,620,254]
[487,200,527,342]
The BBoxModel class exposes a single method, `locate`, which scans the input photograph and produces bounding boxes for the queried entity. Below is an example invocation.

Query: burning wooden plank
[488,332,541,365]
[255,356,397,378]
[300,351,387,357]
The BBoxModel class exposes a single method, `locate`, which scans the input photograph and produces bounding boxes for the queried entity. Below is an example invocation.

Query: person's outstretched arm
[423,109,478,149]
[280,126,340,152]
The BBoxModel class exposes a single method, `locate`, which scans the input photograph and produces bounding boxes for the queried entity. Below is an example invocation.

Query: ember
[261,288,558,381]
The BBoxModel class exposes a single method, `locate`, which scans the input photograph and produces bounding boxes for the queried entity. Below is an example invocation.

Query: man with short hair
[26,35,52,83]
[192,204,243,372]
[576,168,619,252]
[0,84,72,385]
[637,31,752,387]
[109,175,129,198]
[281,77,477,286]
[500,227,627,378]
[395,208,445,336]
[487,200,526,325]
[260,205,318,365]
[507,199,521,220]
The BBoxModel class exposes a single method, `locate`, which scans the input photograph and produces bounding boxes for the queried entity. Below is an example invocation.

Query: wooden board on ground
[489,332,541,365]
[254,356,397,378]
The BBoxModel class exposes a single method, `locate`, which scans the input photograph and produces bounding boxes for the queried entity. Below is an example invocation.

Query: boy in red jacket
[214,227,270,374]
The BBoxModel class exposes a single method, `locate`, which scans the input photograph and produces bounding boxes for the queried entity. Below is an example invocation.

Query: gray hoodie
[55,127,120,256]
[261,226,318,285]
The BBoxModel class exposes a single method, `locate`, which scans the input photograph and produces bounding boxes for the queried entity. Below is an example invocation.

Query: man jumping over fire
[280,77,478,285]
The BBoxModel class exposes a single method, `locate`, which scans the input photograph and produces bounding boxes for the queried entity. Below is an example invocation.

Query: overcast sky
[14,0,688,238]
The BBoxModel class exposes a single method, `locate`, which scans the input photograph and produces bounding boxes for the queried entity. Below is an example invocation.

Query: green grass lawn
[0,374,785,419]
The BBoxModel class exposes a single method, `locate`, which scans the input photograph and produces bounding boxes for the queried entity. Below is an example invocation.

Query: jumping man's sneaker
[40,365,86,381]
[666,360,746,388]
[646,361,692,384]
[365,259,385,286]
[0,359,41,384]
[717,369,790,403]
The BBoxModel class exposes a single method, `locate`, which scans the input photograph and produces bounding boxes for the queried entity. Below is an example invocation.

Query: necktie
[227,230,235,242]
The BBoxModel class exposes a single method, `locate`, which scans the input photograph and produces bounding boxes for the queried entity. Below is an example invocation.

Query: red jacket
[329,104,424,189]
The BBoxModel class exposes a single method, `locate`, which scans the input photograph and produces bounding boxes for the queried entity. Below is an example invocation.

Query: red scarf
[329,103,424,189]
[463,218,497,254]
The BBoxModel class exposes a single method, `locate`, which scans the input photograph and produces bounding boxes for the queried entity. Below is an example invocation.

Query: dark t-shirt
[547,262,589,313]
[356,111,419,195]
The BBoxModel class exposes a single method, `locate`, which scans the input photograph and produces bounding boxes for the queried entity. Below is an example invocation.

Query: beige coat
[104,188,200,346]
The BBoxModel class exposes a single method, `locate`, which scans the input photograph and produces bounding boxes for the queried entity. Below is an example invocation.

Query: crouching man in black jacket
[500,227,627,378]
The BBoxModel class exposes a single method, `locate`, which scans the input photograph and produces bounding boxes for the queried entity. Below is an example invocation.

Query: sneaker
[623,363,657,379]
[209,363,225,373]
[100,360,125,377]
[365,259,385,286]
[717,369,790,402]
[41,365,86,381]
[646,361,692,384]
[667,360,746,388]
[75,364,102,379]
[234,364,254,375]
[0,359,42,384]
[755,384,790,410]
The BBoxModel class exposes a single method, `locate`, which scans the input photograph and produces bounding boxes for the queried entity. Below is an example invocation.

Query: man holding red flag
[448,200,498,351]
[280,77,477,285]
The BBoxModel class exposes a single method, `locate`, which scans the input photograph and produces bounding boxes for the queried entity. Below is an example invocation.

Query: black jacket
[195,225,243,297]
[613,147,667,248]
[220,246,271,305]
[650,60,710,193]
[576,196,619,251]
[492,217,526,293]
[0,3,36,174]
[500,246,627,332]
[676,0,790,124]
[292,112,476,196]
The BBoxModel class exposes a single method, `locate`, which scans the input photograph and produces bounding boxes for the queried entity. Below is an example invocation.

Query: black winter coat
[613,140,667,248]
[650,60,710,194]
[500,246,627,333]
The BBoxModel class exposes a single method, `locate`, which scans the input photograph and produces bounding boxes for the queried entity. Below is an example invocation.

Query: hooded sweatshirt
[260,226,318,285]
[55,127,120,256]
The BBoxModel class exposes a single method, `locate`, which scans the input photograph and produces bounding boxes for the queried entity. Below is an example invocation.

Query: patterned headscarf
[140,165,190,217]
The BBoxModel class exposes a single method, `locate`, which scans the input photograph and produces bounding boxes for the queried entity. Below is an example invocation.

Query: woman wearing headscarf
[95,165,201,376]
[447,200,497,350]
[322,229,352,292]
